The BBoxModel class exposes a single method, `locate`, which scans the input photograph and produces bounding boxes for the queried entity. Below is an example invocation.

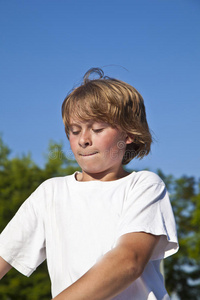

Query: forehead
[69,118,108,127]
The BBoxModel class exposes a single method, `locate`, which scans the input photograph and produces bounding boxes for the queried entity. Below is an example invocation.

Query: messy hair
[62,68,152,164]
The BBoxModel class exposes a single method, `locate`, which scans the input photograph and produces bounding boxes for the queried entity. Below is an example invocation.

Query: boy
[0,68,178,299]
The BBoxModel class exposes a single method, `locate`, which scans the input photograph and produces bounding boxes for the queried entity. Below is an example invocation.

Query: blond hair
[62,68,152,164]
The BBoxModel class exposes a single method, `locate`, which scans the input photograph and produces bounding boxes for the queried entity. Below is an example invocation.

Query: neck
[76,168,130,182]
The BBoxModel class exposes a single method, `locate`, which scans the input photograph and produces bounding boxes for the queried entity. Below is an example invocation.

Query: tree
[158,170,200,300]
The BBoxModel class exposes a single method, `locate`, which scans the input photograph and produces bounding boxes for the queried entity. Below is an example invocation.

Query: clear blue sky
[0,0,200,179]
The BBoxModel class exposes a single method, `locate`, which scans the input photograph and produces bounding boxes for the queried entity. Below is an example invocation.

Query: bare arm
[52,232,160,300]
[0,256,12,279]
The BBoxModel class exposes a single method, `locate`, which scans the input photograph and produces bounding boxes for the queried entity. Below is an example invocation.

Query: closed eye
[71,131,80,135]
[92,128,104,133]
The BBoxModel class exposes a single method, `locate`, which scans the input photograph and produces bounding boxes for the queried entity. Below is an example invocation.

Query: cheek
[97,136,115,151]
[100,135,125,153]
[69,136,77,151]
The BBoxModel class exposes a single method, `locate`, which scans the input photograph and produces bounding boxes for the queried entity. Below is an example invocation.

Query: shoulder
[133,170,165,187]
[27,173,76,204]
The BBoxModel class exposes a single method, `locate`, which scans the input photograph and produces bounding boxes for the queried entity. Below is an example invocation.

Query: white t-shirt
[0,171,178,299]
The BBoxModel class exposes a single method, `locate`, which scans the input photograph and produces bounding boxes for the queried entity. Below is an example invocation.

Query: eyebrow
[69,123,81,127]
[69,120,107,127]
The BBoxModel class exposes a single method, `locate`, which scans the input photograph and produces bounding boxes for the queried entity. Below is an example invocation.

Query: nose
[78,130,92,148]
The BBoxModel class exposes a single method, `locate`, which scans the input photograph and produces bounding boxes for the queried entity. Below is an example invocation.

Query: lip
[79,152,98,157]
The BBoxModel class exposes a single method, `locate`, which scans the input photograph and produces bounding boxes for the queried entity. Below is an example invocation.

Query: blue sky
[0,0,200,179]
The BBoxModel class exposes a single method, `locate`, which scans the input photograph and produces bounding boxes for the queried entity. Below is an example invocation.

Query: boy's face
[68,118,132,181]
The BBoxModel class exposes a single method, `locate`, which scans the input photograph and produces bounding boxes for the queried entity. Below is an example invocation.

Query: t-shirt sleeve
[0,185,46,277]
[117,173,179,260]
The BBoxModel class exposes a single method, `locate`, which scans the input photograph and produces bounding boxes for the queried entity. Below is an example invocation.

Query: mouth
[79,152,98,157]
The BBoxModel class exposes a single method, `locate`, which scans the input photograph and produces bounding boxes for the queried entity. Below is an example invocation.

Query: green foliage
[0,263,51,300]
[157,169,200,300]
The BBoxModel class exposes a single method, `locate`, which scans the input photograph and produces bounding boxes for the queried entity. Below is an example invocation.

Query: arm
[53,232,160,300]
[0,256,12,279]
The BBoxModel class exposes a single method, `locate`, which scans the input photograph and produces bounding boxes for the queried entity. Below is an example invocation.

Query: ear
[125,135,134,145]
